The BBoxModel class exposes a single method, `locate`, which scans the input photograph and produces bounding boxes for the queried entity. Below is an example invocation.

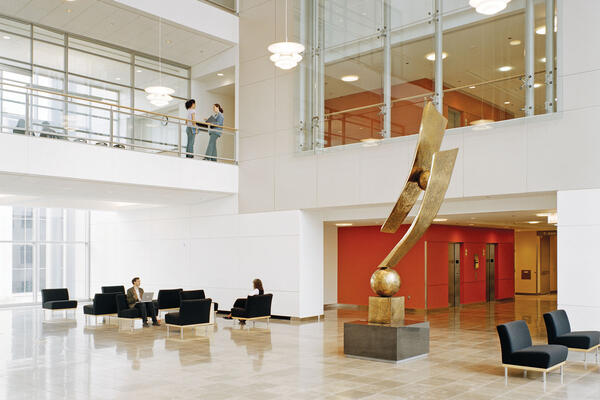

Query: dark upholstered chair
[115,294,141,331]
[101,285,125,294]
[165,299,213,339]
[83,293,119,325]
[41,289,77,319]
[152,289,183,317]
[497,320,567,388]
[543,310,600,364]
[180,290,205,300]
[231,294,272,326]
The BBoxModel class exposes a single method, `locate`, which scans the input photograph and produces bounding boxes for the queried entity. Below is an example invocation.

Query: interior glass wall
[306,0,557,150]
[0,15,190,146]
[0,207,88,306]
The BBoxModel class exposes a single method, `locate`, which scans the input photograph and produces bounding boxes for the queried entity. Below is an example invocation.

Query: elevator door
[486,244,496,302]
[448,243,461,307]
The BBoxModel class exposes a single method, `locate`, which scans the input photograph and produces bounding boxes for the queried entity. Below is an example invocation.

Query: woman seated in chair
[225,278,264,324]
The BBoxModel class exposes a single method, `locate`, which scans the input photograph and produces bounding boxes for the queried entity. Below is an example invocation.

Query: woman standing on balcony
[204,103,224,162]
[185,99,197,158]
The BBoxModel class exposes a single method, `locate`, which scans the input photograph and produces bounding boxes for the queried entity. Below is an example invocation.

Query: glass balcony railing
[0,81,238,163]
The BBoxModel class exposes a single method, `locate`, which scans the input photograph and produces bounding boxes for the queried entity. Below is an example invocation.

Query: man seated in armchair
[126,277,159,327]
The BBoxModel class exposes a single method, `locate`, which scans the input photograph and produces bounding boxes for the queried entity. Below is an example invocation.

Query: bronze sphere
[370,267,401,297]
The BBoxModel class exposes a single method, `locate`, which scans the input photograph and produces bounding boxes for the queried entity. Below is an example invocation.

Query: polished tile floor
[1,295,598,400]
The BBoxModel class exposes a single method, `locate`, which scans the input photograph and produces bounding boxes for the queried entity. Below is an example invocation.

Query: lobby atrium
[0,0,599,399]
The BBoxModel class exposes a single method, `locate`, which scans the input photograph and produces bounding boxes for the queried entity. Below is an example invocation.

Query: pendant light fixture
[268,0,305,70]
[469,0,511,15]
[145,17,174,107]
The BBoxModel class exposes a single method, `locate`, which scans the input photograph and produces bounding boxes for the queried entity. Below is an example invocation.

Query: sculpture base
[344,320,430,362]
[368,296,405,324]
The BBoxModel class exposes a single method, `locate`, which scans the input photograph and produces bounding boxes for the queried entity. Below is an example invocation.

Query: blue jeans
[185,127,196,158]
[205,132,218,161]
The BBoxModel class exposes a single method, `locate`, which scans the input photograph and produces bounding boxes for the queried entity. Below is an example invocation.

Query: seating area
[231,294,272,326]
[497,309,600,390]
[165,298,213,339]
[41,289,78,320]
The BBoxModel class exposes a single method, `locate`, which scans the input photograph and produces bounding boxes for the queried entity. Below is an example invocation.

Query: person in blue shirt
[204,104,224,161]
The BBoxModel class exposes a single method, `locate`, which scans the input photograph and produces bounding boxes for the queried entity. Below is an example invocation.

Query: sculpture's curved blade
[381,102,448,234]
[378,148,458,269]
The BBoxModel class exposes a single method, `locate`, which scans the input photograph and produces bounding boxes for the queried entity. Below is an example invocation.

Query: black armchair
[497,320,567,388]
[165,299,213,339]
[83,293,119,325]
[153,289,183,317]
[180,290,218,312]
[41,288,77,320]
[543,309,600,365]
[101,285,125,294]
[116,294,141,331]
[231,294,272,326]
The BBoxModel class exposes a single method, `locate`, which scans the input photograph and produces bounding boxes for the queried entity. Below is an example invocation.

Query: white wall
[90,204,323,318]
[557,189,600,331]
[323,223,338,305]
[0,133,238,195]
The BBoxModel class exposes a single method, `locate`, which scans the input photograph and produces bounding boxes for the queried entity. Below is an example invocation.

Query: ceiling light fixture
[469,0,512,15]
[335,223,353,227]
[470,119,494,125]
[498,65,513,72]
[469,85,476,89]
[536,18,557,35]
[527,221,541,224]
[136,69,142,73]
[433,218,448,222]
[534,83,543,88]
[268,0,305,70]
[217,73,224,77]
[540,57,546,63]
[2,35,10,40]
[341,75,359,82]
[509,39,521,46]
[425,52,448,61]
[145,17,174,107]
[504,101,511,105]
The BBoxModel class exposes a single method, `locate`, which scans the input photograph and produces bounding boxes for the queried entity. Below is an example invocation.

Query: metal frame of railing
[0,81,238,163]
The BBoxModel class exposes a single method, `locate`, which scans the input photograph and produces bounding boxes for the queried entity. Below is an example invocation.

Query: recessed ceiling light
[470,119,494,126]
[534,83,543,88]
[66,8,72,13]
[217,73,224,77]
[469,85,476,89]
[166,39,172,44]
[469,0,511,15]
[498,65,513,72]
[425,52,448,61]
[341,75,359,82]
[112,201,139,207]
[136,69,142,73]
[335,223,353,227]
[527,221,541,224]
[433,218,448,222]
[504,101,511,105]
[509,39,521,46]
[115,77,121,81]
[536,20,557,35]
[539,57,546,63]
[2,35,10,40]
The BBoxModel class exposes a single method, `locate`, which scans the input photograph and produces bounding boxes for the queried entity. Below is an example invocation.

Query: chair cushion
[101,286,125,294]
[554,331,600,350]
[509,345,568,369]
[165,312,181,325]
[543,310,572,342]
[180,290,205,301]
[41,288,69,303]
[245,294,272,318]
[157,289,183,309]
[118,308,139,319]
[43,300,77,310]
[497,320,533,364]
[83,304,94,315]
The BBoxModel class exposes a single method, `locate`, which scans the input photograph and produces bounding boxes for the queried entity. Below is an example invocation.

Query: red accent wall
[337,224,514,309]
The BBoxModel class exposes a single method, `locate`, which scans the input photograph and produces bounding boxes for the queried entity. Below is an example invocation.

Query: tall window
[0,207,88,306]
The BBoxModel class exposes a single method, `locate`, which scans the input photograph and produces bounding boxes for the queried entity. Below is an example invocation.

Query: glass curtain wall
[0,207,88,306]
[0,15,190,147]
[304,0,557,150]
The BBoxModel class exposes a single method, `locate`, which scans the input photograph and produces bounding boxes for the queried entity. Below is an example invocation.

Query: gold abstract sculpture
[369,102,458,322]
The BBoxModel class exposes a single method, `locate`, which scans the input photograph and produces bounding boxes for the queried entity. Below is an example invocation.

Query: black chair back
[93,293,119,315]
[41,288,69,303]
[497,320,533,364]
[179,299,212,325]
[245,294,273,318]
[543,310,572,343]
[101,285,125,294]
[115,294,129,313]
[157,289,183,309]
[180,290,205,301]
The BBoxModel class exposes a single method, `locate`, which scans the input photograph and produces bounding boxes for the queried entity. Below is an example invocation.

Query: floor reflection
[225,325,272,371]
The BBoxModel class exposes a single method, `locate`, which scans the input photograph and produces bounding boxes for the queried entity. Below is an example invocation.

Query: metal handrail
[324,70,548,118]
[0,81,237,133]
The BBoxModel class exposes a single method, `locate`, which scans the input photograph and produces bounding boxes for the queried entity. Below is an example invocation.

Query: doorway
[485,244,496,302]
[448,243,461,307]
[539,235,551,294]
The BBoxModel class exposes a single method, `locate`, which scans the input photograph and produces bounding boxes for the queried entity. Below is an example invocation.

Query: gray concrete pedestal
[343,320,430,362]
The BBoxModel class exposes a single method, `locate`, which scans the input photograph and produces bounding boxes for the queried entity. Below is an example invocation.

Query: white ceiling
[0,0,233,67]
[0,172,232,211]
[327,209,558,232]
